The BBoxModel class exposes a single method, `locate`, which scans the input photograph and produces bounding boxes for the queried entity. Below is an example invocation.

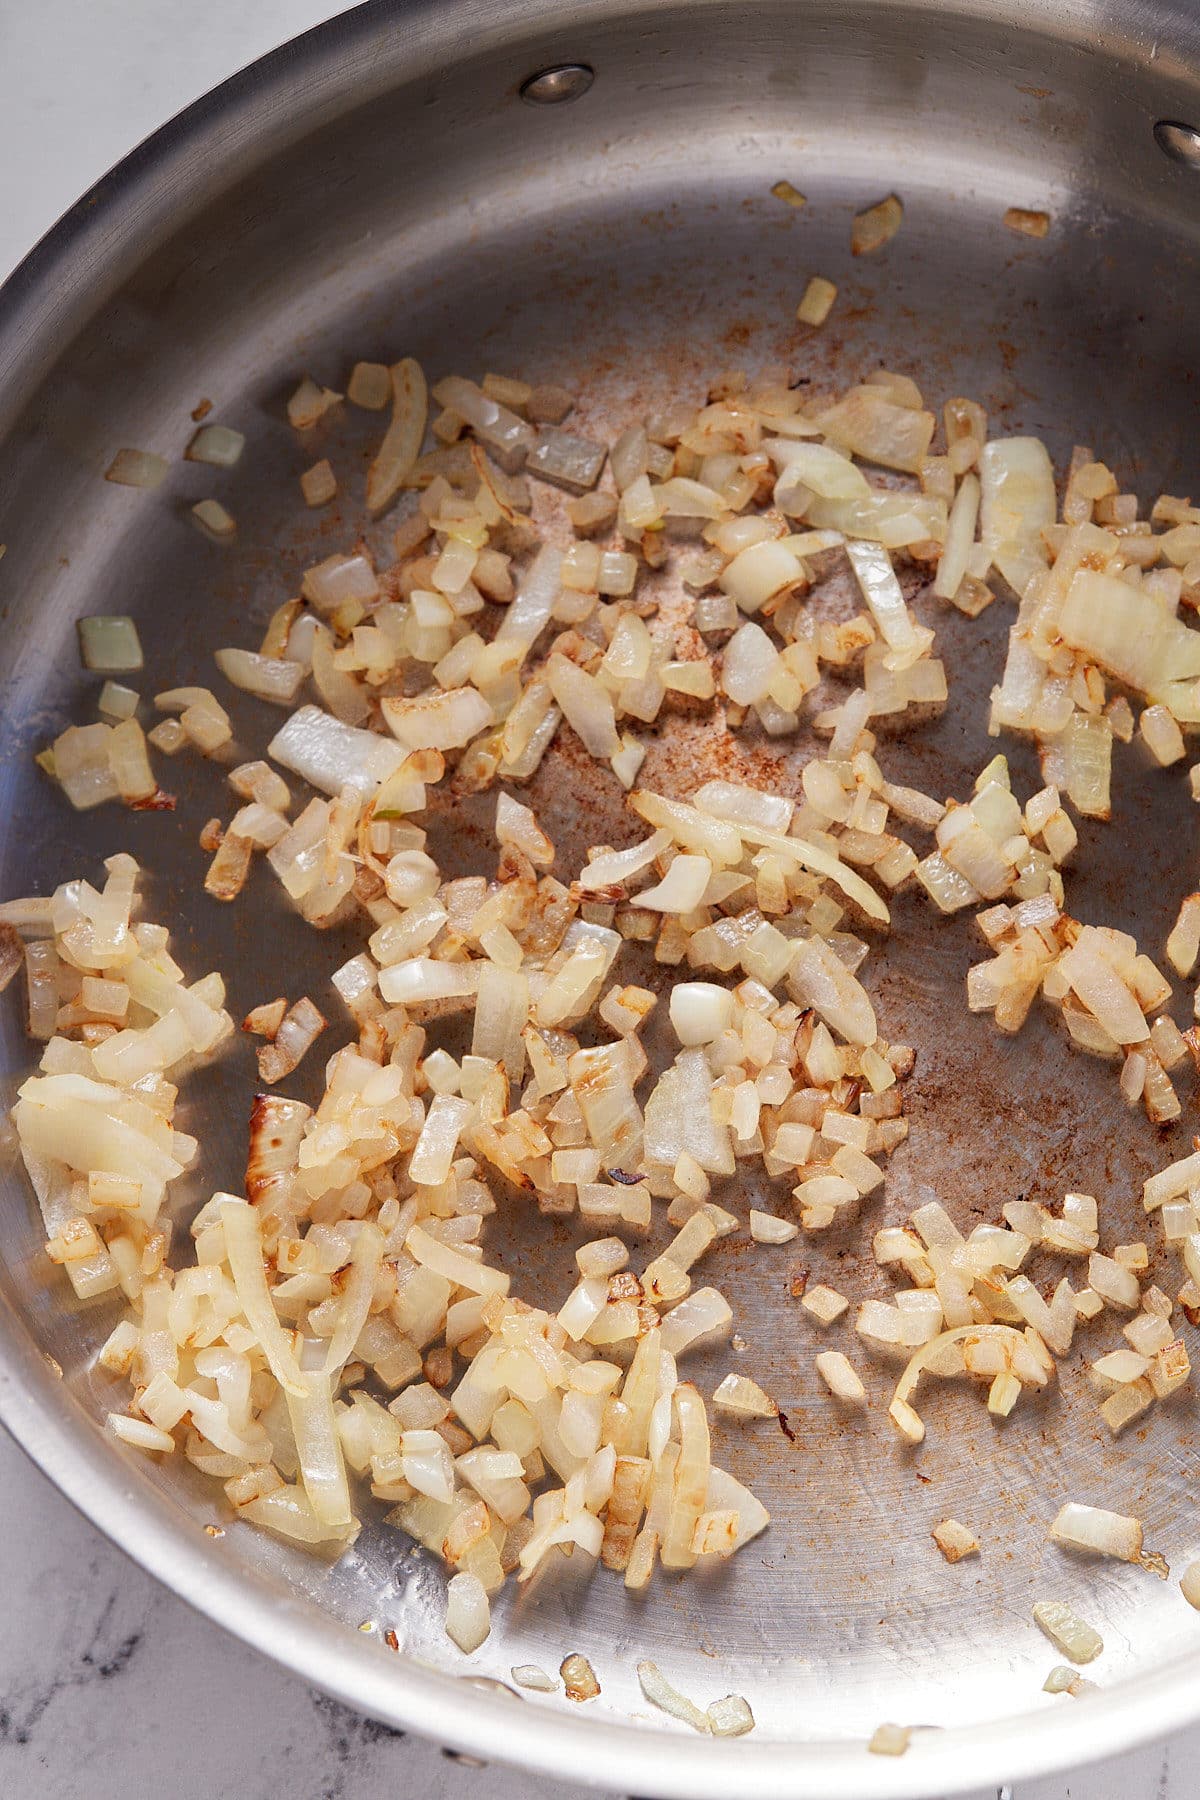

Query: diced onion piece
[348,361,391,409]
[445,1570,490,1653]
[720,541,803,614]
[300,460,338,507]
[722,621,780,703]
[819,388,933,474]
[669,982,734,1046]
[186,424,245,467]
[750,1210,799,1245]
[1140,704,1185,767]
[932,1517,979,1562]
[546,655,619,757]
[979,437,1056,598]
[1057,931,1149,1047]
[367,358,428,513]
[636,1661,710,1733]
[241,1483,357,1546]
[707,1694,755,1737]
[108,1413,174,1453]
[802,1285,849,1325]
[788,935,877,1045]
[77,616,143,674]
[192,499,236,538]
[1033,1600,1104,1664]
[215,648,306,707]
[934,473,981,602]
[637,855,712,913]
[287,377,342,428]
[1166,894,1200,977]
[1049,1502,1143,1563]
[845,538,924,657]
[218,1197,307,1395]
[796,276,837,326]
[105,448,167,489]
[851,194,903,254]
[1181,1563,1200,1610]
[1004,207,1051,238]
[1059,568,1200,699]
[868,1723,912,1756]
[712,1373,775,1419]
[269,706,406,799]
[256,996,326,1084]
[511,1664,557,1691]
[560,1653,601,1701]
[381,686,494,751]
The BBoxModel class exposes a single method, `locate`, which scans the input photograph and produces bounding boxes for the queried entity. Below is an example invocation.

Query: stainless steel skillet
[4,1,1200,1793]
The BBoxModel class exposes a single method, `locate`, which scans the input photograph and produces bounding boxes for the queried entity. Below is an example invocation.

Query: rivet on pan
[519,63,595,106]
[1154,120,1200,168]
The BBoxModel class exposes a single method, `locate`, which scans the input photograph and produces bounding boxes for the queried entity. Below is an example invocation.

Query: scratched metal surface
[3,1,1200,1792]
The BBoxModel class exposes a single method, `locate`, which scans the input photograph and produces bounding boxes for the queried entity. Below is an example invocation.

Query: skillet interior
[4,1,1200,1790]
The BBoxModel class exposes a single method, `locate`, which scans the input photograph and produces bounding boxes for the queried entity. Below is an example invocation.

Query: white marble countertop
[1,5,1199,1797]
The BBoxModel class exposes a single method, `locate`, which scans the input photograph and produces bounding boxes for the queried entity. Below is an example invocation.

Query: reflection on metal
[1154,120,1200,167]
[519,64,595,106]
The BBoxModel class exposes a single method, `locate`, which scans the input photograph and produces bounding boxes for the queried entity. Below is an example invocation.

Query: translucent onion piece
[186,424,245,467]
[979,437,1056,597]
[105,448,168,489]
[215,648,306,707]
[1033,1600,1103,1664]
[219,1197,307,1395]
[1049,1502,1143,1563]
[818,387,932,474]
[851,194,903,254]
[637,1661,710,1733]
[269,705,406,799]
[445,1571,491,1653]
[77,615,144,673]
[381,686,494,751]
[366,358,428,513]
[288,1367,353,1526]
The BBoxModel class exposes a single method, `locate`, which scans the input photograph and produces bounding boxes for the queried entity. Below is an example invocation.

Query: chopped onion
[287,377,342,429]
[867,1723,911,1757]
[445,1571,490,1652]
[932,1517,979,1562]
[186,424,245,467]
[796,276,837,326]
[637,1661,710,1732]
[381,686,494,752]
[1033,1600,1103,1664]
[347,362,391,409]
[105,448,167,489]
[851,194,903,254]
[979,438,1055,597]
[511,1663,557,1691]
[269,706,405,799]
[712,1373,775,1418]
[192,499,236,538]
[1049,1502,1143,1563]
[77,615,143,674]
[707,1694,755,1737]
[367,359,428,513]
[256,996,326,1084]
[215,648,306,707]
[1004,207,1051,238]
